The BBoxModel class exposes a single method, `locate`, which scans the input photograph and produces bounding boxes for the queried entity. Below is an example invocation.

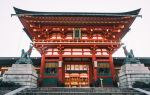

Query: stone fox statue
[123,46,140,64]
[123,46,134,58]
[15,45,33,64]
[21,45,33,58]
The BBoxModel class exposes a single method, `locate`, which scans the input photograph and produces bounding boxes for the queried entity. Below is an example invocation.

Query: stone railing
[4,86,29,95]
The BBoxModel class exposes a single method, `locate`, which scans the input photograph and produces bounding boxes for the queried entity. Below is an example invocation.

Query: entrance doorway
[64,64,90,87]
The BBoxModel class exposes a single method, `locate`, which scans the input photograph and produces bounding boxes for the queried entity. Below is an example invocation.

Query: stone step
[17,92,142,95]
[17,87,143,95]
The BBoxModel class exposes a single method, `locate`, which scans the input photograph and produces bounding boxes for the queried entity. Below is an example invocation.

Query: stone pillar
[100,78,103,87]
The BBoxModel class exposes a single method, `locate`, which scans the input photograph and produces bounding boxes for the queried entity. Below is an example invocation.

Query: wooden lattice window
[73,28,81,39]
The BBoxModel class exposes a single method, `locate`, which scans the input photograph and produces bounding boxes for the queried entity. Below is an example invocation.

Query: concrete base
[3,64,38,87]
[118,64,150,88]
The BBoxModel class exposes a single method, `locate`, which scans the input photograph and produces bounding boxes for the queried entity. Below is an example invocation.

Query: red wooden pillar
[93,61,98,81]
[89,63,93,84]
[109,54,115,80]
[58,61,63,82]
[40,53,45,79]
[92,47,97,81]
[58,50,63,83]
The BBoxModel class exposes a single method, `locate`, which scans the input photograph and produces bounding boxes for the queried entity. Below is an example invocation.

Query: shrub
[0,80,21,87]
[132,81,150,88]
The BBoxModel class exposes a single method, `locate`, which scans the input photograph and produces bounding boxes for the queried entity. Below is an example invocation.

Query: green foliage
[0,80,21,87]
[132,81,150,88]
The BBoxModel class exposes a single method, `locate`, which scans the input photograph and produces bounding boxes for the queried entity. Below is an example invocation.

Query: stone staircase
[16,87,144,95]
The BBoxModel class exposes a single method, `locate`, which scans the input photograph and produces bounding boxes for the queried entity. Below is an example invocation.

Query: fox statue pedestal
[118,64,150,88]
[3,64,38,87]
[119,46,150,88]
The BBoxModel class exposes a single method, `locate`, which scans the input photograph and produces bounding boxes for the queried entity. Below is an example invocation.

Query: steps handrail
[4,86,29,95]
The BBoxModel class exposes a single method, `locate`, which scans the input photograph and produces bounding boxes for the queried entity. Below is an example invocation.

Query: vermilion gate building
[14,8,140,87]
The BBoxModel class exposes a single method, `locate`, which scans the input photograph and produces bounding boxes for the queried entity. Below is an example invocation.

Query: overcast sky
[0,0,150,57]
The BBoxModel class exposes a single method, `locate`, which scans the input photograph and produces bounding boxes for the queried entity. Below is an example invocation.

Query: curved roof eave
[13,7,141,17]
